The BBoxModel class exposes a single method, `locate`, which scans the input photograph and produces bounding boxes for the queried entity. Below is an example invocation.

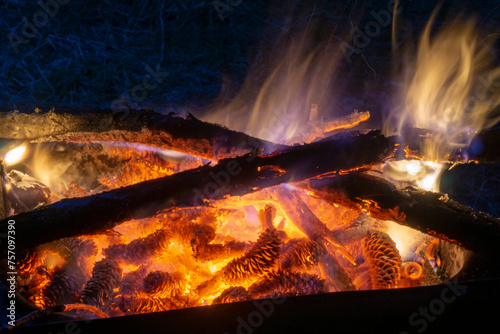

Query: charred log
[299,172,500,258]
[0,131,393,259]
[0,108,286,161]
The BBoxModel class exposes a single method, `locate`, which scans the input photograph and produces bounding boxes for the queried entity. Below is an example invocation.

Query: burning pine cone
[120,266,148,297]
[16,250,42,276]
[104,229,170,264]
[42,268,88,306]
[212,286,249,305]
[128,295,194,315]
[279,239,325,270]
[142,271,184,298]
[81,258,122,308]
[222,228,281,284]
[248,269,326,299]
[362,231,402,289]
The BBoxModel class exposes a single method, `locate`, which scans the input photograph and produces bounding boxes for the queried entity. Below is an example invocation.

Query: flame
[3,146,27,165]
[201,15,348,145]
[383,159,444,191]
[385,14,500,191]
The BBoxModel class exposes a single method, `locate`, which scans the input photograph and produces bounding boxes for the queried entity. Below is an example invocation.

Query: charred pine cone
[104,229,170,264]
[167,219,216,246]
[248,270,326,299]
[120,266,148,297]
[81,258,122,308]
[279,239,325,270]
[212,286,249,305]
[222,228,281,284]
[51,237,97,262]
[42,266,88,306]
[142,271,184,298]
[362,231,402,289]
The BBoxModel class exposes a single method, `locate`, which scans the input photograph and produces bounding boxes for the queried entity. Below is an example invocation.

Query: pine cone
[248,270,326,299]
[279,239,325,270]
[362,231,402,289]
[16,250,42,276]
[120,267,148,296]
[222,228,281,284]
[212,286,249,304]
[104,229,170,264]
[81,259,122,307]
[142,271,184,298]
[43,269,87,306]
[128,295,194,315]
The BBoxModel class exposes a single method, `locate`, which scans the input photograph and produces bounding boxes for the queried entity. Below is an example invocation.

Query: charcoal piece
[279,239,325,270]
[104,229,170,264]
[81,258,122,308]
[212,286,249,305]
[142,271,184,298]
[362,231,402,289]
[248,270,326,299]
[222,228,281,284]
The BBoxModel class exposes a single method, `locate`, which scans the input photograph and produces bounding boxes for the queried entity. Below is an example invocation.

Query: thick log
[0,131,394,259]
[0,108,286,161]
[298,173,500,258]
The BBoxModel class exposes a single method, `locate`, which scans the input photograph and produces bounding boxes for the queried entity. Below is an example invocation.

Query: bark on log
[298,173,500,258]
[0,131,394,259]
[0,108,286,161]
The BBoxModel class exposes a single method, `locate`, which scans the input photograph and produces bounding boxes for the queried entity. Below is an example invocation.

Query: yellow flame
[202,21,344,145]
[3,146,27,165]
[385,13,500,191]
[387,15,500,158]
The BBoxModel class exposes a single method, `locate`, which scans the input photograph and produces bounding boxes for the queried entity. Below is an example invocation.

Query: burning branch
[299,172,500,258]
[0,131,393,258]
[0,108,286,161]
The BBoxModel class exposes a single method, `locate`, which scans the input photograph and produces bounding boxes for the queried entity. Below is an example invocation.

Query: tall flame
[202,16,343,144]
[386,14,500,160]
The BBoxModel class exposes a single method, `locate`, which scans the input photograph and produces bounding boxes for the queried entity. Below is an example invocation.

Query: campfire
[1,12,499,331]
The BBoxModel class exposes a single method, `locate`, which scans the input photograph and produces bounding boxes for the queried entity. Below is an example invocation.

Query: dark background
[1,0,499,215]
